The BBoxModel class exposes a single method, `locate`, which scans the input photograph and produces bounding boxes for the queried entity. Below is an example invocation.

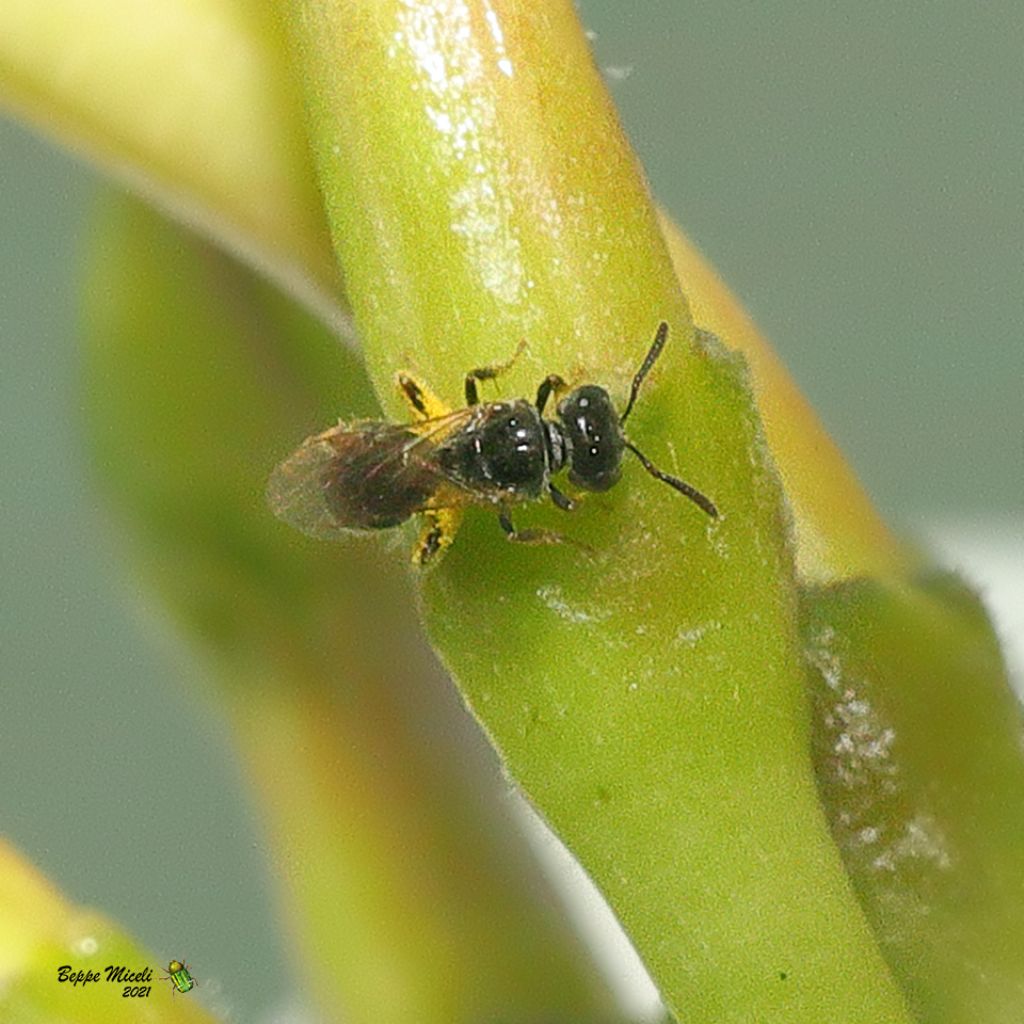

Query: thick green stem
[285,2,914,1020]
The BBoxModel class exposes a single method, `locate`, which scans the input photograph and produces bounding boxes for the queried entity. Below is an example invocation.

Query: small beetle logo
[162,959,196,994]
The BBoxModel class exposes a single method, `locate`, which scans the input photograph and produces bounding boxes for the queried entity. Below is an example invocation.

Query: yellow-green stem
[285,2,914,1020]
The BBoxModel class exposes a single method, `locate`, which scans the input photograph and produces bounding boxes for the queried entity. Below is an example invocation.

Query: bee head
[557,385,624,492]
[550,323,718,519]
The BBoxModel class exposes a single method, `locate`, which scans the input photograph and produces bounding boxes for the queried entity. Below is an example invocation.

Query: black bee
[268,321,717,566]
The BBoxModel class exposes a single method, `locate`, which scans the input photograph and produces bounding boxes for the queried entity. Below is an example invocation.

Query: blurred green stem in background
[83,195,616,1024]
[0,0,344,323]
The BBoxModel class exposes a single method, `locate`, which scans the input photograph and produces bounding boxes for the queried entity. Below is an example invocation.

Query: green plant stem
[804,574,1024,1023]
[285,2,914,1020]
[658,214,909,584]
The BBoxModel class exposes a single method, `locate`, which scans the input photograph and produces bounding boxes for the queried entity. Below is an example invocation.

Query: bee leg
[413,508,463,567]
[464,339,528,406]
[548,482,575,511]
[535,374,568,416]
[497,511,567,547]
[396,372,450,422]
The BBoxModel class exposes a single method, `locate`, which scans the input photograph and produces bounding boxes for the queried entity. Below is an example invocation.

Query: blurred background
[1,4,1020,1021]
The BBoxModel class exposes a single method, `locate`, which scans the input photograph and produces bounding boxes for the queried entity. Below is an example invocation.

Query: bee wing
[267,425,360,539]
[402,406,475,445]
[267,409,475,539]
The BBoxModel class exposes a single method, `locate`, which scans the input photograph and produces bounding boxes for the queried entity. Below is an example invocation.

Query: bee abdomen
[321,426,435,529]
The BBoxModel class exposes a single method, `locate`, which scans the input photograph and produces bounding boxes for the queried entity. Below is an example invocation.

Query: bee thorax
[545,420,568,475]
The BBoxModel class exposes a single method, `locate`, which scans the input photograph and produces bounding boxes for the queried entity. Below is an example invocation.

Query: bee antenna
[621,321,669,424]
[624,441,718,518]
